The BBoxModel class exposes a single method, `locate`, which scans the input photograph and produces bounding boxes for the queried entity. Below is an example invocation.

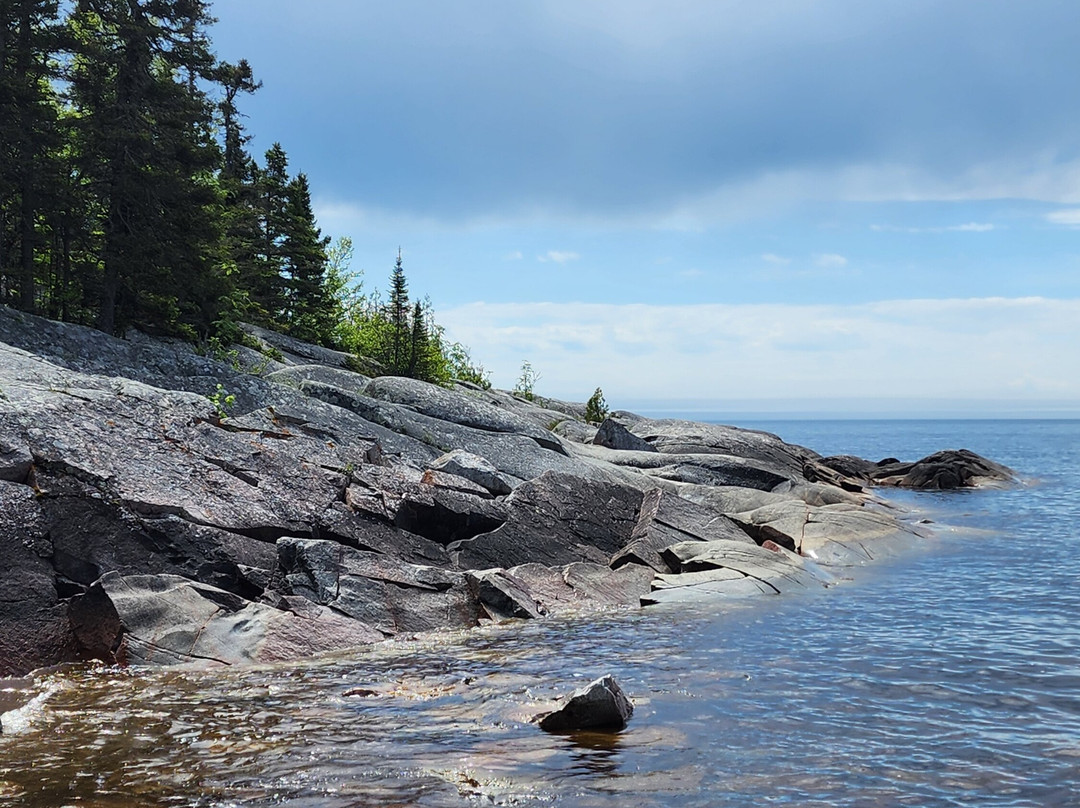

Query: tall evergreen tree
[246,141,290,323]
[0,0,61,313]
[280,171,332,343]
[386,247,409,373]
[66,0,222,334]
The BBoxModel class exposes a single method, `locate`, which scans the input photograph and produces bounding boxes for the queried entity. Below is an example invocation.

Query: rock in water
[536,675,634,732]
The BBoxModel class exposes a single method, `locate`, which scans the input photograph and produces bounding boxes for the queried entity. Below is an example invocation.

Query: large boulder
[820,449,1015,490]
[0,483,78,676]
[872,450,1016,490]
[592,418,657,452]
[535,675,634,732]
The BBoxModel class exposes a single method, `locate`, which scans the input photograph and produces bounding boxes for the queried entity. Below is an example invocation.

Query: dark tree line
[0,0,338,343]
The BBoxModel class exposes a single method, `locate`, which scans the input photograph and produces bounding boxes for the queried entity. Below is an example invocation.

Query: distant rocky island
[0,306,1016,678]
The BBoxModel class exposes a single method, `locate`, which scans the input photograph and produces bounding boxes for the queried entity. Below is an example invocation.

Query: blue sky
[212,1,1080,414]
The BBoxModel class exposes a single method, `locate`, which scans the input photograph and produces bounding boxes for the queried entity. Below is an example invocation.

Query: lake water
[2,420,1078,807]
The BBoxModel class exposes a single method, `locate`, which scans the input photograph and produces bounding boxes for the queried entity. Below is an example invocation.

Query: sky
[211,0,1080,416]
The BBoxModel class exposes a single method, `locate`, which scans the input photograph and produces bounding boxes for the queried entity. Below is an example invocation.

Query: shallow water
[2,420,1078,807]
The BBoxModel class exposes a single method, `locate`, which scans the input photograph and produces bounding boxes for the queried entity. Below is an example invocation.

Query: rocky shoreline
[0,305,1016,679]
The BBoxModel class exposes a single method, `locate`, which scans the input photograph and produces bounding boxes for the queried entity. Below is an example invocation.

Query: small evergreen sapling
[585,387,609,424]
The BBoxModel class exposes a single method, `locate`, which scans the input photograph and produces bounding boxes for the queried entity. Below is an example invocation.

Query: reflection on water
[2,420,1079,806]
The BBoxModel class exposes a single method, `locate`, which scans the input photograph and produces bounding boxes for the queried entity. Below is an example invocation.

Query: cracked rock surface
[0,305,1013,675]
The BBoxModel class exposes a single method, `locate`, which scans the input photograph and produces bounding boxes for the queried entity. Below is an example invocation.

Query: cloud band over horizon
[439,296,1080,411]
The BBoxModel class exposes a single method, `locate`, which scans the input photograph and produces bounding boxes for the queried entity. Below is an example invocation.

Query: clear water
[2,420,1078,807]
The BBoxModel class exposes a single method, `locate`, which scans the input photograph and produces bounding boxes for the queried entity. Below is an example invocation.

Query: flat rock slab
[642,575,775,604]
[450,472,644,569]
[536,675,633,732]
[278,538,482,636]
[69,572,381,667]
[428,449,515,495]
[612,488,754,572]
[505,562,655,615]
[735,500,931,564]
[660,539,829,593]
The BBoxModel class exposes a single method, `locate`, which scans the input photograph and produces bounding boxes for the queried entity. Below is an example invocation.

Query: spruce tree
[280,171,332,343]
[66,0,222,335]
[386,248,410,373]
[0,0,61,314]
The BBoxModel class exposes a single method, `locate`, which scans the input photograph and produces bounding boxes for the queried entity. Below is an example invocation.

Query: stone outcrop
[821,449,1016,490]
[0,305,1014,676]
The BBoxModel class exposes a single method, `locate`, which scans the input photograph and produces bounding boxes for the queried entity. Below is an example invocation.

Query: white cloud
[1046,209,1080,226]
[537,250,581,264]
[504,250,524,260]
[655,157,1080,231]
[814,253,848,268]
[438,297,1080,408]
[318,155,1080,234]
[871,222,995,233]
[678,268,705,278]
[761,253,791,265]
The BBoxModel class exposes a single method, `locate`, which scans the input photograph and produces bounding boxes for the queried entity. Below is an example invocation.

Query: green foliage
[0,3,491,394]
[207,384,236,418]
[585,387,610,424]
[514,361,540,402]
[445,342,491,389]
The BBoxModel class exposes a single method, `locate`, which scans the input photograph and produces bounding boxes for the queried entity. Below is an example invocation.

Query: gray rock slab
[502,563,654,615]
[641,575,775,604]
[240,323,360,370]
[69,572,381,667]
[294,381,599,483]
[449,472,644,569]
[736,500,931,564]
[660,539,828,593]
[266,364,371,395]
[429,449,514,495]
[365,376,567,453]
[611,488,755,572]
[277,538,481,636]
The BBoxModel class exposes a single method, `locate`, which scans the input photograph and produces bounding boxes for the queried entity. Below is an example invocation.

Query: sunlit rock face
[0,305,1008,675]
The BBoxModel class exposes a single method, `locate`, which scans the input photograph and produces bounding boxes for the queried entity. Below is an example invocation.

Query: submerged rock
[535,675,634,732]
